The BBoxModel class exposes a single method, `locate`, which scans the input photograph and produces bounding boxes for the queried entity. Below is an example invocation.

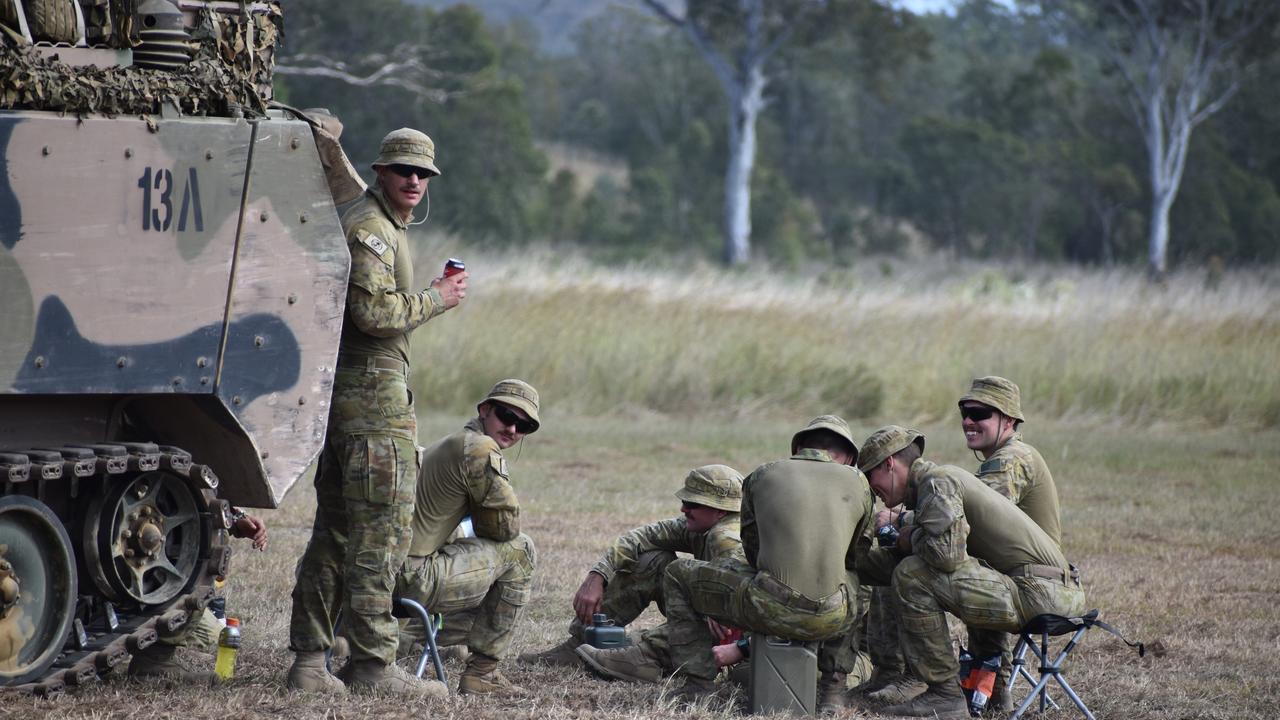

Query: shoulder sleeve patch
[358,233,390,257]
[488,451,509,479]
[978,457,1010,475]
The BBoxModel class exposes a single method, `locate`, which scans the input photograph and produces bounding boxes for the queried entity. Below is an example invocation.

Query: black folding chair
[1008,609,1144,719]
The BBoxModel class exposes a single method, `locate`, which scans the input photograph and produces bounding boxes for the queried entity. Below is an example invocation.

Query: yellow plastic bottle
[214,617,241,680]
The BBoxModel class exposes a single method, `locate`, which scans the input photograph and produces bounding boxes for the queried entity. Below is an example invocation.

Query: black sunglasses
[386,163,431,179]
[959,405,996,422]
[492,403,536,434]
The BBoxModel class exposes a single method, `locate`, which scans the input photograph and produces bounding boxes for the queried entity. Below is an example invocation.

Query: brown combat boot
[345,658,448,699]
[458,653,526,696]
[883,681,969,719]
[127,643,214,683]
[864,672,928,705]
[575,643,665,684]
[851,666,898,694]
[285,651,347,693]
[517,637,581,667]
[665,676,724,709]
[817,671,849,715]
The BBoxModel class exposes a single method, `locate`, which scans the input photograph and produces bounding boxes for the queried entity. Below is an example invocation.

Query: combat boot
[285,650,347,693]
[458,653,526,696]
[883,681,969,719]
[665,676,722,709]
[575,642,665,684]
[817,671,849,715]
[517,637,581,667]
[865,672,927,705]
[345,658,448,699]
[851,666,898,694]
[127,644,214,683]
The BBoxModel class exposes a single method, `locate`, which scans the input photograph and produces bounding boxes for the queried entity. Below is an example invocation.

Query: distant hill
[406,0,632,54]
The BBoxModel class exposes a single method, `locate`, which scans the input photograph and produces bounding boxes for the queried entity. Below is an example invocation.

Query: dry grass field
[7,251,1279,719]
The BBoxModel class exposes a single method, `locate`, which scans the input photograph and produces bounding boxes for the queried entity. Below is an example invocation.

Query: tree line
[275,0,1280,273]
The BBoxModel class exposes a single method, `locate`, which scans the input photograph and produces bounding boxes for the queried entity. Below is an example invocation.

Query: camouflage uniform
[394,380,541,665]
[288,129,450,668]
[575,465,745,665]
[961,377,1062,544]
[664,418,876,683]
[886,453,1085,689]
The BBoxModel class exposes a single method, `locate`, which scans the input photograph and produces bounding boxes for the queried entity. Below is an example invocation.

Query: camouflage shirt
[408,418,520,557]
[905,459,1069,576]
[976,433,1061,545]
[590,514,743,584]
[741,449,875,600]
[338,184,446,364]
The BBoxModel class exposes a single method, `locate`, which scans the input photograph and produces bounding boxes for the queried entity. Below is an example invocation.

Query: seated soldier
[519,464,745,681]
[391,379,540,696]
[595,416,875,710]
[858,425,1086,719]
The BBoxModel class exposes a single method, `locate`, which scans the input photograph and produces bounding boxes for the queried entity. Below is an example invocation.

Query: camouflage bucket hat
[372,127,441,177]
[857,425,926,474]
[791,415,859,466]
[479,379,540,432]
[959,376,1024,422]
[675,464,744,512]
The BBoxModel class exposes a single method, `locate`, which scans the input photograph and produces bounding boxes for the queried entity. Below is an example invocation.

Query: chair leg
[396,597,447,686]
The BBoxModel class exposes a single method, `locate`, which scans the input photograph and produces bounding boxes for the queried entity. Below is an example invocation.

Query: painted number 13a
[138,166,204,232]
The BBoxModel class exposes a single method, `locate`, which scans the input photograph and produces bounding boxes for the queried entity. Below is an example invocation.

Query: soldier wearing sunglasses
[864,377,1063,712]
[394,379,541,696]
[287,128,466,698]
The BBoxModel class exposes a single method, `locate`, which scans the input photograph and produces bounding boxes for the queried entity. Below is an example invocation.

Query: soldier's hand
[875,508,898,530]
[233,515,268,552]
[713,641,745,668]
[432,271,468,309]
[895,524,913,555]
[573,572,606,626]
[705,617,734,644]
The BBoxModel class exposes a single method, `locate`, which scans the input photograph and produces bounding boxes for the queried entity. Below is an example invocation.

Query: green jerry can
[749,635,817,715]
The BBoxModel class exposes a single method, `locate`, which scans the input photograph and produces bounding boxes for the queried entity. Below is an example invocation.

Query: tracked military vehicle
[0,0,356,694]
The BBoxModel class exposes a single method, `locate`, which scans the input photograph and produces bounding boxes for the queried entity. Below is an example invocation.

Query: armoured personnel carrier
[0,0,356,694]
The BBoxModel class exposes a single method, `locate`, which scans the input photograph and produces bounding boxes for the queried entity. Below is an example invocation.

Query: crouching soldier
[858,426,1086,719]
[393,379,541,696]
[520,465,745,681]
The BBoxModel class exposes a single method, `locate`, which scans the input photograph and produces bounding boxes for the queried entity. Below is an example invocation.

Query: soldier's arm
[740,474,759,568]
[910,477,970,573]
[590,518,690,583]
[346,233,447,338]
[702,520,745,563]
[468,451,520,542]
[976,456,1027,504]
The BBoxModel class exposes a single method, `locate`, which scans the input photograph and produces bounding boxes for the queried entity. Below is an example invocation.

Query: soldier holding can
[286,128,466,697]
[520,464,746,681]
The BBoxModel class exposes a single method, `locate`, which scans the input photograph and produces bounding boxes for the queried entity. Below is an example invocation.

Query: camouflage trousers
[893,555,1086,686]
[395,534,537,660]
[288,367,418,665]
[664,558,858,681]
[156,607,221,650]
[569,550,676,661]
[867,584,906,674]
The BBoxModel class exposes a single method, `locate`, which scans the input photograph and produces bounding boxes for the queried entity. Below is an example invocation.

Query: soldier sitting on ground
[519,465,746,682]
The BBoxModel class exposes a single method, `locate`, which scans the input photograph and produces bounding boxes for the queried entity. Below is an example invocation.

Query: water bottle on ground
[214,617,241,680]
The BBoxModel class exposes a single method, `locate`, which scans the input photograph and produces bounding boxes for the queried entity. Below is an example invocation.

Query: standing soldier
[520,465,745,681]
[858,426,1085,719]
[394,379,541,696]
[286,128,466,696]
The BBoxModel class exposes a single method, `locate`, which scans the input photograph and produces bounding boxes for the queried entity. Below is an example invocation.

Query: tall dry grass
[410,241,1280,428]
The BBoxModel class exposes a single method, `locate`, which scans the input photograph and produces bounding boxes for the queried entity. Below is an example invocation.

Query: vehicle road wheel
[0,495,78,687]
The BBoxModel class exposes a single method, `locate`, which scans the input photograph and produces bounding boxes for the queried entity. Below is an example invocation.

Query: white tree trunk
[723,68,765,265]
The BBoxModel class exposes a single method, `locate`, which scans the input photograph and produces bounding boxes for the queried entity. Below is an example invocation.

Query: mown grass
[8,251,1279,719]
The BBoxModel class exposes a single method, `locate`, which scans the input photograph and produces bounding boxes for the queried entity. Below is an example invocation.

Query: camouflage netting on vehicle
[0,4,281,119]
